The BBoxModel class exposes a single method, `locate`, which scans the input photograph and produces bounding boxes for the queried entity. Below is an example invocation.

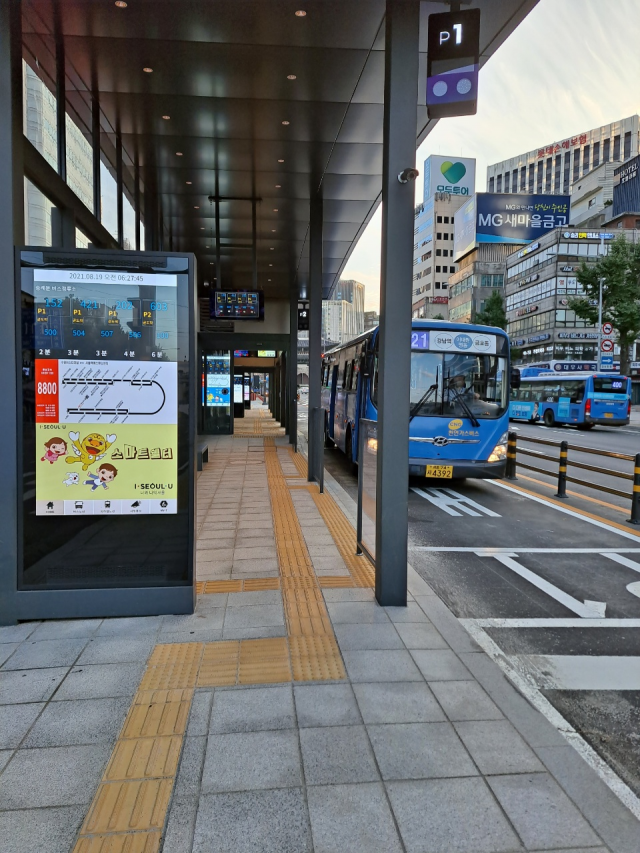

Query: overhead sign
[453,195,477,261]
[429,330,497,354]
[562,231,614,240]
[423,155,476,200]
[426,8,481,119]
[297,304,309,331]
[477,194,570,244]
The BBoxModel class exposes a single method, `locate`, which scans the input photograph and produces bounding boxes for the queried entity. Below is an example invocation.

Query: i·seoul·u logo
[440,161,466,184]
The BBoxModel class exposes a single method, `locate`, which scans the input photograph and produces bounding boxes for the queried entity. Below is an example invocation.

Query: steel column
[375,0,420,606]
[308,196,323,481]
[51,206,76,248]
[251,199,257,290]
[0,0,23,624]
[116,134,124,248]
[134,161,141,251]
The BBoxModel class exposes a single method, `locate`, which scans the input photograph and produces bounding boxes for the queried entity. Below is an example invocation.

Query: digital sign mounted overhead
[427,8,481,119]
[211,290,264,320]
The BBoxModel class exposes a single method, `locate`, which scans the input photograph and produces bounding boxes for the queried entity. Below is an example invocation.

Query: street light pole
[597,233,604,372]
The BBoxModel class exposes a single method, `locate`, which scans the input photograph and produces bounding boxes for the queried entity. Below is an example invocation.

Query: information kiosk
[11,248,196,621]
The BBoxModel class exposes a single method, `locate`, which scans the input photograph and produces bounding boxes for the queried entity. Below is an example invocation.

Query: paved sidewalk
[1,420,639,852]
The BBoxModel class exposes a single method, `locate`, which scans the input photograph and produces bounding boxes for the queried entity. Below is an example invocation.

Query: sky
[343,0,640,312]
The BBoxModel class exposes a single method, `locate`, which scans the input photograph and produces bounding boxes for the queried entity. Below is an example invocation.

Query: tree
[568,234,640,375]
[475,290,507,330]
[432,313,445,320]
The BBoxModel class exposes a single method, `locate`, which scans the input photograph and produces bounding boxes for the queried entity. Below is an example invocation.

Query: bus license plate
[426,465,453,478]
[604,412,613,418]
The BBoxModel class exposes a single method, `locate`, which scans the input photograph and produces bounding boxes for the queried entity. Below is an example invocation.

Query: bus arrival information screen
[32,269,178,517]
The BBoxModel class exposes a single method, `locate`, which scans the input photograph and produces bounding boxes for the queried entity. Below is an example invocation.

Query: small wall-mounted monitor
[211,290,264,320]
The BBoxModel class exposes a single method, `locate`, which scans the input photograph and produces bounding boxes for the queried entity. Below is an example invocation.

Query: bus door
[328,364,339,441]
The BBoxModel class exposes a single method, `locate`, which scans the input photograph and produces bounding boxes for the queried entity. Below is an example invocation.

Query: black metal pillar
[308,196,323,480]
[116,134,124,248]
[134,161,141,251]
[51,206,76,248]
[91,94,101,221]
[375,0,419,606]
[288,290,297,448]
[251,199,257,290]
[0,0,23,624]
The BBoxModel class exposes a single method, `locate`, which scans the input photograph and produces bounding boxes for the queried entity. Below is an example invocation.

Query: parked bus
[321,320,516,479]
[509,373,631,428]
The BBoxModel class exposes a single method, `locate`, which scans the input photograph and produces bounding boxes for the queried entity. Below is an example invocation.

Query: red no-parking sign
[601,339,614,353]
[602,322,613,336]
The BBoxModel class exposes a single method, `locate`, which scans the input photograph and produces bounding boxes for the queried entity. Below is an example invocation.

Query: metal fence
[505,431,640,524]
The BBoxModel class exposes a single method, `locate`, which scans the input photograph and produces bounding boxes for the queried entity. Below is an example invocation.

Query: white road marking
[409,547,640,553]
[461,619,640,820]
[517,654,640,690]
[627,581,640,599]
[411,487,501,518]
[605,552,640,574]
[463,617,640,628]
[480,552,606,618]
[487,479,640,541]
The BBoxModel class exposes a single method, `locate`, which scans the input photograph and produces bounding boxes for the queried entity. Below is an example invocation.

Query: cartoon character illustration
[66,432,116,471]
[41,437,67,464]
[63,472,80,487]
[84,463,118,491]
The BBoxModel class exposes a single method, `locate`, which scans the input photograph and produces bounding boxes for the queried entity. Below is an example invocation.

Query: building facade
[569,160,619,228]
[321,279,365,347]
[448,244,515,323]
[486,115,640,198]
[504,228,640,367]
[364,310,379,330]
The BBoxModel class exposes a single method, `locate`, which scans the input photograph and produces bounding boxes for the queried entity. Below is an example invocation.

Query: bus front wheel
[543,409,555,427]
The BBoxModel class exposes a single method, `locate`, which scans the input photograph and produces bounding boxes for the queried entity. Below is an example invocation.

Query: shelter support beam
[308,195,323,481]
[0,0,23,624]
[288,291,298,448]
[375,0,420,606]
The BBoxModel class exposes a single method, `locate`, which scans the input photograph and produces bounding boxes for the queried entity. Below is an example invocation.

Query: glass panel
[410,352,508,419]
[24,178,53,246]
[100,160,118,239]
[65,111,94,211]
[22,60,57,170]
[123,193,136,250]
[75,228,90,249]
[358,419,377,563]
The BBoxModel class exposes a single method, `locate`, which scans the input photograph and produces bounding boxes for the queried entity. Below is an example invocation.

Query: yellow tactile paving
[290,635,346,681]
[73,831,162,853]
[196,577,281,595]
[310,489,375,588]
[140,643,203,691]
[80,778,173,834]
[104,736,183,781]
[121,694,192,739]
[318,575,357,588]
[197,640,240,687]
[238,637,292,684]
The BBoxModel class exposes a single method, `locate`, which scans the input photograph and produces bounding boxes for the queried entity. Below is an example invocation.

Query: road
[298,407,640,807]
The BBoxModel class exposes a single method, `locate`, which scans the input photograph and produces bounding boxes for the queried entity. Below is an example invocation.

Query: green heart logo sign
[440,161,467,184]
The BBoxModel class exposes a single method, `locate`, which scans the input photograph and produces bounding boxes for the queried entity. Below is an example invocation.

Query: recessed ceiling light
[194,205,199,209]
[200,227,205,230]
[271,229,276,232]
[206,245,210,248]
[270,247,274,250]
[162,115,170,120]
[210,262,214,265]
[287,75,297,80]
[115,1,127,7]
[268,279,271,282]
[278,159,284,163]
[186,181,192,185]
[295,10,306,16]
[273,209,278,212]
[143,67,153,73]
[269,264,273,267]
[275,184,281,188]
[176,152,183,156]
[281,120,290,126]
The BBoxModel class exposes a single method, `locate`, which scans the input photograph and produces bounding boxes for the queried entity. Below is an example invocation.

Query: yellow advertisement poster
[36,422,177,516]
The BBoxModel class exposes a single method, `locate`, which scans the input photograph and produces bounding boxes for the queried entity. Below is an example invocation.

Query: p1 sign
[427,9,481,119]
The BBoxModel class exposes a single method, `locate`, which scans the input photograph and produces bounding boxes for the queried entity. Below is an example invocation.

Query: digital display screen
[233,375,243,403]
[234,350,249,357]
[258,350,276,357]
[32,269,178,517]
[206,355,230,407]
[212,290,264,320]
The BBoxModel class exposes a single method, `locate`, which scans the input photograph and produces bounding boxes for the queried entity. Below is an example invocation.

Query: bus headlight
[488,431,508,463]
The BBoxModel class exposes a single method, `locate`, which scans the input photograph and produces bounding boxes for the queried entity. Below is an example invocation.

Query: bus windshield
[410,351,508,419]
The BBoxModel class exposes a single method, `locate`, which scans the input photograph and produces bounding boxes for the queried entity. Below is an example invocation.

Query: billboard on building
[612,155,640,217]
[453,195,477,260]
[423,155,476,200]
[455,192,570,259]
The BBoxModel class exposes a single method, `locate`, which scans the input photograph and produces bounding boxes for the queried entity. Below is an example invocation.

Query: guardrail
[505,431,640,525]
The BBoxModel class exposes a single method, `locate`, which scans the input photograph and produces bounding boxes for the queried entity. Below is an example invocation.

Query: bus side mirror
[511,368,521,390]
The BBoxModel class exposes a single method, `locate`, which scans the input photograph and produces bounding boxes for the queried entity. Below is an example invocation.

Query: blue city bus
[321,320,514,479]
[509,372,631,429]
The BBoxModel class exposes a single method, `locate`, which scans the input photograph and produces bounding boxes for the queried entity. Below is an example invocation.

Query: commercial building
[364,310,380,330]
[412,155,476,319]
[504,228,639,368]
[448,245,511,323]
[569,160,619,228]
[321,279,365,347]
[486,115,640,197]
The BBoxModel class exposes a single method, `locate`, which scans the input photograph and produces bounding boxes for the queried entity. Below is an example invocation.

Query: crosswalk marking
[411,487,501,518]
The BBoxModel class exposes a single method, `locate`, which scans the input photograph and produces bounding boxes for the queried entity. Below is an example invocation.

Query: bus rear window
[593,378,626,393]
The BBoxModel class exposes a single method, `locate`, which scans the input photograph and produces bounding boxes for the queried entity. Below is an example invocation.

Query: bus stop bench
[197,441,209,471]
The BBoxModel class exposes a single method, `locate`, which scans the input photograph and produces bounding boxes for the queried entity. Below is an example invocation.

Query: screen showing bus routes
[31,269,178,517]
[211,290,264,320]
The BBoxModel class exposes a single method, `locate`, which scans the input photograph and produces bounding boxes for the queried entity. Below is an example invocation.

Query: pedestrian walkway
[1,427,639,853]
